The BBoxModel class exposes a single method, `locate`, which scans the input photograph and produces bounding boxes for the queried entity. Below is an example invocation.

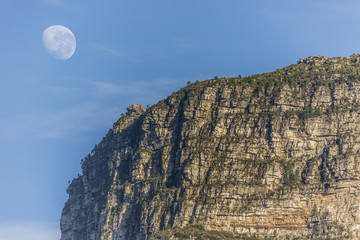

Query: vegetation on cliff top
[164,54,360,105]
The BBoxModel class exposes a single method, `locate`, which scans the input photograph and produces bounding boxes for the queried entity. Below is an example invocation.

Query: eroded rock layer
[61,55,360,240]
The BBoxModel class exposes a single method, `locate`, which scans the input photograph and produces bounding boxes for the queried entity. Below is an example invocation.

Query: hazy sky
[1,0,360,238]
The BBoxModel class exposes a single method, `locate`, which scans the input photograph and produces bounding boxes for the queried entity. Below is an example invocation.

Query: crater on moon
[42,25,76,60]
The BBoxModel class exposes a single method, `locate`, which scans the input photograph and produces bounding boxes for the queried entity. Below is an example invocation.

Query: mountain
[60,55,360,240]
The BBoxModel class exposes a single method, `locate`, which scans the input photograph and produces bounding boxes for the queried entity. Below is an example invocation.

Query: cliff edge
[61,55,360,239]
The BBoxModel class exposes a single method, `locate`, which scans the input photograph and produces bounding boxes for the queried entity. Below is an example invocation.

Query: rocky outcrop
[61,54,360,239]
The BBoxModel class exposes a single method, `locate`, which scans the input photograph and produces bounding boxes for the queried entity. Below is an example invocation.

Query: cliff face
[61,55,360,240]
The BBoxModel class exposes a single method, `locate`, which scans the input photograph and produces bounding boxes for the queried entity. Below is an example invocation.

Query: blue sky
[1,0,360,238]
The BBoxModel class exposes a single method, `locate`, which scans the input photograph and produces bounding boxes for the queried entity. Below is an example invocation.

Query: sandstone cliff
[61,55,360,239]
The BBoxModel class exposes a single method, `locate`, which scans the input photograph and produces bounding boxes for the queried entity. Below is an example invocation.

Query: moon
[42,25,76,60]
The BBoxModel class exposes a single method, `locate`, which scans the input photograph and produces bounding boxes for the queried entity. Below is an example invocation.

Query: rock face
[61,55,360,240]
